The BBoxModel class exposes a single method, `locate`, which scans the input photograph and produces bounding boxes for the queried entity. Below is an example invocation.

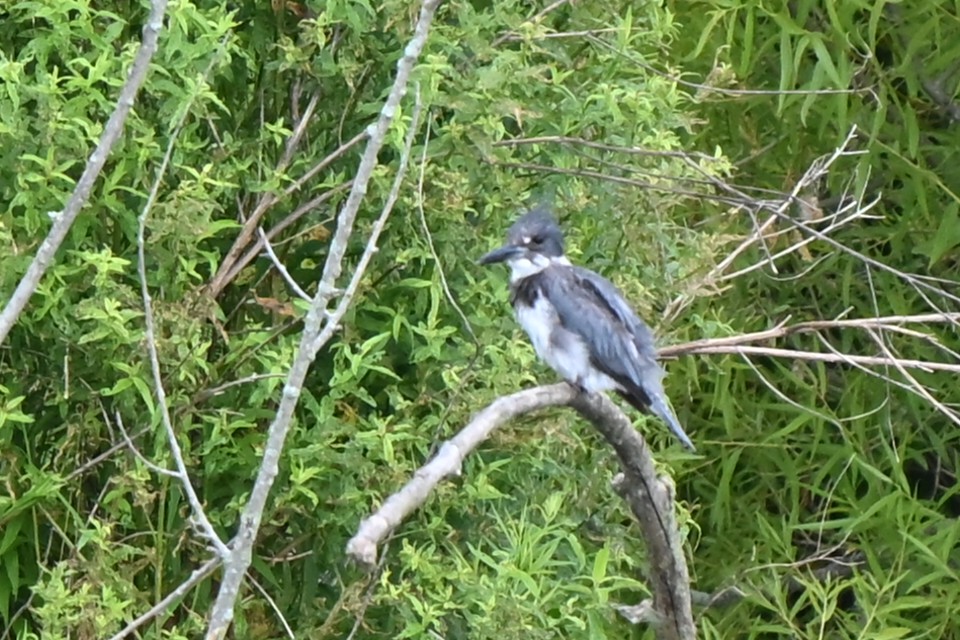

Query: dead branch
[347,383,696,640]
[203,3,440,635]
[662,312,960,355]
[347,385,576,565]
[570,392,696,640]
[616,550,865,624]
[220,180,353,288]
[0,0,169,347]
[658,308,960,378]
[673,343,960,373]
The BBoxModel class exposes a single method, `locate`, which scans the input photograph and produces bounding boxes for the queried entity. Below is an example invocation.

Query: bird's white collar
[507,254,570,283]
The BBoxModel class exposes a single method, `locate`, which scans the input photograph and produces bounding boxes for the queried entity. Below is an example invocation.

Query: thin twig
[257,226,312,301]
[310,89,424,352]
[415,113,482,449]
[278,92,320,173]
[491,0,571,47]
[65,427,151,481]
[585,32,868,98]
[493,136,720,162]
[740,354,846,432]
[661,312,960,356]
[344,540,393,640]
[669,344,960,373]
[135,50,230,558]
[866,328,960,428]
[114,412,177,478]
[191,373,287,404]
[774,207,960,310]
[221,181,352,288]
[246,571,296,639]
[663,127,868,321]
[493,160,746,206]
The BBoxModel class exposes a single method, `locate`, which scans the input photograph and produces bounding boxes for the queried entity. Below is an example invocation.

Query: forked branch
[204,1,441,636]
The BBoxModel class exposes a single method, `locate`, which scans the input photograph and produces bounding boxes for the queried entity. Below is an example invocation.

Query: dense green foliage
[1,0,958,638]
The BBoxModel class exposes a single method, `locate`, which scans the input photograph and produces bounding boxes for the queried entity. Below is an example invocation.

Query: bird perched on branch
[478,207,695,451]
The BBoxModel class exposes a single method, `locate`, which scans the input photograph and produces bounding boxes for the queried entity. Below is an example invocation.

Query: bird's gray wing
[571,266,660,364]
[541,265,695,450]
[539,265,661,389]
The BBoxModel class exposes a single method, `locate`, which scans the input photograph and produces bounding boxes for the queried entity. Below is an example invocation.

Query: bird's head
[478,207,566,278]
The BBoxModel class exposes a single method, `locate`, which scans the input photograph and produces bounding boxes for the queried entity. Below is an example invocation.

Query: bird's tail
[619,389,696,451]
[649,395,696,452]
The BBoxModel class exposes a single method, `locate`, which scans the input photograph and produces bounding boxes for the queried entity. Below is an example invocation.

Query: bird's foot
[568,379,590,396]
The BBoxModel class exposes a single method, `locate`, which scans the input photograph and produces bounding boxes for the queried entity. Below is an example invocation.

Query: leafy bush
[2,0,958,638]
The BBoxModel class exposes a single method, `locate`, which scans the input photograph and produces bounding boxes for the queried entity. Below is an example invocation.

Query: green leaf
[591,545,610,585]
[920,202,960,267]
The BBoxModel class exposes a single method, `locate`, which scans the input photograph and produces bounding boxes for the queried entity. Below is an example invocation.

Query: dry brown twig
[220,180,353,288]
[206,125,366,298]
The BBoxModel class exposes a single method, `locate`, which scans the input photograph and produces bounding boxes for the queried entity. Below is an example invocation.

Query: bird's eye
[530,235,544,245]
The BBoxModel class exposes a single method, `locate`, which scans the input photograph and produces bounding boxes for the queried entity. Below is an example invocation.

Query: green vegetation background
[1,0,958,637]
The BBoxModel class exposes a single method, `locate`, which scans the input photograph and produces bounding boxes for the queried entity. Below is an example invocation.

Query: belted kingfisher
[478,207,695,451]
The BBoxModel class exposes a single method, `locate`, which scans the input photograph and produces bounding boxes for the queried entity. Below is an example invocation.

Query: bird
[478,206,695,451]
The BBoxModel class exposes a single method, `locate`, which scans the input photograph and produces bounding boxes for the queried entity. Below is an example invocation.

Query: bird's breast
[513,293,617,393]
[513,294,557,363]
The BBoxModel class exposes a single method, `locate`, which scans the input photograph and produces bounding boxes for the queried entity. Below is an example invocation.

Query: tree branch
[347,384,577,565]
[0,0,169,347]
[570,393,696,640]
[347,383,696,640]
[660,312,960,374]
[616,550,864,624]
[203,2,441,636]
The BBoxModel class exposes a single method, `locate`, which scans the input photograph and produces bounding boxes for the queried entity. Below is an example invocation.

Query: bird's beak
[477,244,522,265]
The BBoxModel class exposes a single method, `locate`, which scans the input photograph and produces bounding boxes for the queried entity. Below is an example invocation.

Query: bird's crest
[506,206,565,257]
